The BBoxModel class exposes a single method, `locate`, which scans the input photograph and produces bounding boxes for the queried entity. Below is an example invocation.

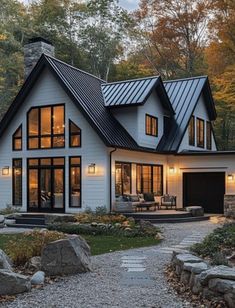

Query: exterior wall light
[88,163,96,174]
[228,174,234,181]
[2,166,9,176]
[169,167,175,174]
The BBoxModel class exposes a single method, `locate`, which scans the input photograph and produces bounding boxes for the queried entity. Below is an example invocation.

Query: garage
[183,172,225,214]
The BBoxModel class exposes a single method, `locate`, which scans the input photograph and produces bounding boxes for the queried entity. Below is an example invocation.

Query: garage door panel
[183,172,225,214]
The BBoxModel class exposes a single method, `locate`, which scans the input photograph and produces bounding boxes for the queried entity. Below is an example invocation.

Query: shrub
[74,212,127,224]
[95,206,107,216]
[0,205,20,215]
[5,230,65,266]
[191,222,235,264]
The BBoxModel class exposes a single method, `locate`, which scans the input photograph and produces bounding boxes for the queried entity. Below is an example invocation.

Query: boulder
[31,271,45,285]
[41,235,92,276]
[173,253,202,273]
[202,287,223,301]
[0,223,4,228]
[198,265,235,286]
[192,275,203,295]
[25,256,41,272]
[183,262,209,274]
[208,278,235,294]
[0,270,31,295]
[0,215,4,223]
[180,270,191,285]
[0,249,13,271]
[224,291,235,308]
[185,206,204,217]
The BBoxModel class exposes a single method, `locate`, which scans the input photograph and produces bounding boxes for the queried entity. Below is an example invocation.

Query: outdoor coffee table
[136,202,156,212]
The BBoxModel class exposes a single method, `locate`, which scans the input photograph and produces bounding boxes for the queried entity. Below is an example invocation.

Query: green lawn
[0,233,159,257]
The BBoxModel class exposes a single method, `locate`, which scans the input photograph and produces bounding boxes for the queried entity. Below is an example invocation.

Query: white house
[0,37,234,215]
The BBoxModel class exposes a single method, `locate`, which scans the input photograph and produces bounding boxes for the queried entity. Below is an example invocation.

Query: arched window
[12,125,22,151]
[69,120,81,147]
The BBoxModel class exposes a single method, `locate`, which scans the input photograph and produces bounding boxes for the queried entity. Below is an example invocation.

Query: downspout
[109,148,117,213]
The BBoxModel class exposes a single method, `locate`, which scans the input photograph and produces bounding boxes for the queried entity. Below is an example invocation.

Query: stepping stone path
[157,232,206,254]
[120,255,155,287]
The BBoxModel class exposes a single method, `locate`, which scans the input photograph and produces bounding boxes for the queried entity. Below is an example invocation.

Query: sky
[21,0,139,11]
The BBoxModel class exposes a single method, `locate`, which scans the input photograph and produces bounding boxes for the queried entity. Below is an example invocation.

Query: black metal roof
[0,55,217,154]
[101,76,174,114]
[157,76,217,152]
[0,54,155,152]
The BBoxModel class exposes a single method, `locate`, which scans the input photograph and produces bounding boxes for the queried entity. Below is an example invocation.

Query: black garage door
[183,172,225,214]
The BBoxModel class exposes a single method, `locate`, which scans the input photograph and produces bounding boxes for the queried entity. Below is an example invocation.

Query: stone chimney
[24,37,55,78]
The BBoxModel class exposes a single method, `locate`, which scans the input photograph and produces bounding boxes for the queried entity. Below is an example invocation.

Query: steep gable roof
[102,76,174,114]
[0,54,143,151]
[157,76,217,152]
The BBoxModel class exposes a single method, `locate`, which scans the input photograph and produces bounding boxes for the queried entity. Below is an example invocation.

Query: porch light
[88,163,96,174]
[169,167,175,174]
[228,174,234,181]
[2,166,9,176]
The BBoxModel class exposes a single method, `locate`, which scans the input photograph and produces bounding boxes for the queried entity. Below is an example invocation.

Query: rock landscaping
[41,235,92,276]
[171,251,235,307]
[0,215,5,228]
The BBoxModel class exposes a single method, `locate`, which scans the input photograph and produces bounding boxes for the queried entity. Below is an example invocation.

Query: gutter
[109,148,117,213]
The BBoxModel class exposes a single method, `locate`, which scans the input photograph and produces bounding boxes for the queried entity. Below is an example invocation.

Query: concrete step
[15,217,46,226]
[133,216,210,224]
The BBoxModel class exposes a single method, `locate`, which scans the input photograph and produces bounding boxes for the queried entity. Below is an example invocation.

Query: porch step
[6,223,46,229]
[15,217,46,226]
[124,212,192,220]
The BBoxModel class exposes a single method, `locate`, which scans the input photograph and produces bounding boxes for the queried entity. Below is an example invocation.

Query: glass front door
[28,158,65,212]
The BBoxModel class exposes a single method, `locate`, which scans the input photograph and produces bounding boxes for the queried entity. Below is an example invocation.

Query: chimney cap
[27,37,53,46]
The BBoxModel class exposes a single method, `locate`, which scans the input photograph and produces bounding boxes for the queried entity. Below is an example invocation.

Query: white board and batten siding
[0,68,110,212]
[178,94,217,152]
[112,91,165,149]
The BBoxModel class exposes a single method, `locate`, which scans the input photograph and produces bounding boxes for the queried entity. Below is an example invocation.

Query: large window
[12,125,22,151]
[69,157,81,207]
[197,118,205,148]
[188,116,195,146]
[12,159,22,206]
[27,105,65,149]
[206,121,212,150]
[115,162,131,196]
[136,164,163,195]
[145,114,158,137]
[69,120,81,147]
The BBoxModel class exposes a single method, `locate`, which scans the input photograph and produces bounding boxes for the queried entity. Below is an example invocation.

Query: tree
[130,0,211,79]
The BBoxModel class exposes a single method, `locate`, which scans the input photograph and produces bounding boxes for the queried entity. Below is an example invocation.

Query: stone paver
[2,219,221,308]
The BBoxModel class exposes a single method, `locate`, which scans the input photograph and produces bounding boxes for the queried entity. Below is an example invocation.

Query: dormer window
[145,114,158,137]
[197,118,205,148]
[188,116,195,146]
[206,121,212,150]
[13,125,22,151]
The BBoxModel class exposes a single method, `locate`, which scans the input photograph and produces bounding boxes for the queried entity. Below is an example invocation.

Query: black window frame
[136,164,163,196]
[188,116,195,146]
[69,156,82,208]
[27,104,65,150]
[145,114,158,137]
[206,121,212,150]
[12,124,22,151]
[115,162,132,196]
[69,119,81,148]
[196,118,205,148]
[12,158,22,206]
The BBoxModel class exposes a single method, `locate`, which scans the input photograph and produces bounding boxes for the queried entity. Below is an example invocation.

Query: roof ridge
[164,75,208,83]
[103,75,160,86]
[43,54,106,83]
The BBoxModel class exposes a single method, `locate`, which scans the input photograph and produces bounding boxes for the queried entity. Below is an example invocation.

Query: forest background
[1,0,235,149]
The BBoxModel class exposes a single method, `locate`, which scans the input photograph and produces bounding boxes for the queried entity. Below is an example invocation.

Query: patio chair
[160,194,177,209]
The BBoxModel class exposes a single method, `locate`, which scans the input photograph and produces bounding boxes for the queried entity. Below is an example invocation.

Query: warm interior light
[88,163,96,174]
[228,174,234,181]
[2,167,9,176]
[169,167,175,174]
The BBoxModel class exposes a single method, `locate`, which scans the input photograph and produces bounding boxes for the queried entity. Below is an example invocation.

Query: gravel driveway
[2,220,220,308]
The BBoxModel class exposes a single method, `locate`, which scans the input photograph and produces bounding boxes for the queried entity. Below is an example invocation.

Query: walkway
[3,220,220,308]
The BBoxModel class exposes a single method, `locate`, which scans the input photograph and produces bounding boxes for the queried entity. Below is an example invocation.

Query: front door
[28,158,65,212]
